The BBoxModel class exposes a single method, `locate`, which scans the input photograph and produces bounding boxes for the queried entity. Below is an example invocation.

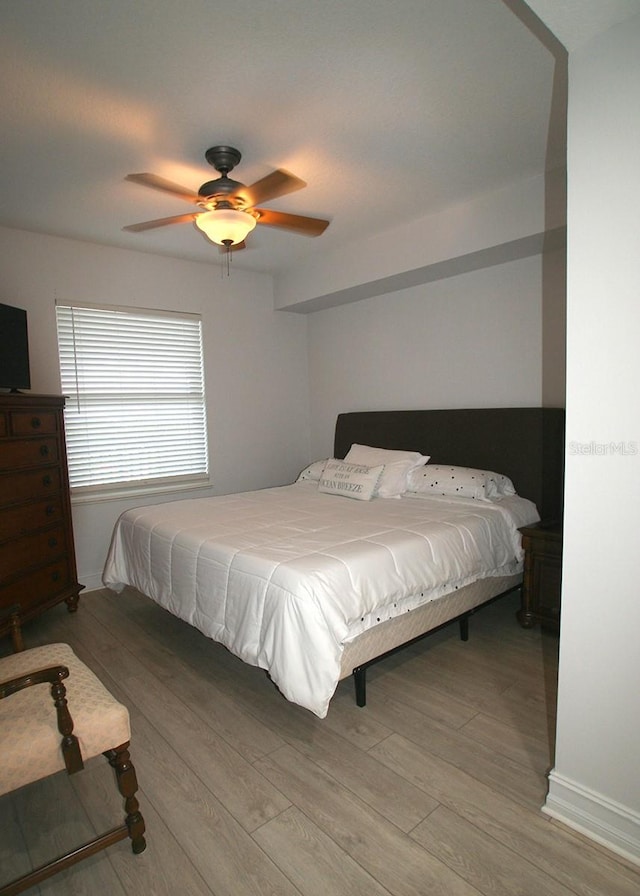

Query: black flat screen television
[0,303,31,391]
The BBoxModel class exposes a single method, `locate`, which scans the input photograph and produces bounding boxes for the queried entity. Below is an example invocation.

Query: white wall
[276,171,558,311]
[0,227,310,588]
[542,245,566,406]
[543,13,640,863]
[307,253,544,459]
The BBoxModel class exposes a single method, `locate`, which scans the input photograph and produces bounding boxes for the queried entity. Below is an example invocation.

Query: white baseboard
[544,770,640,867]
[79,573,106,593]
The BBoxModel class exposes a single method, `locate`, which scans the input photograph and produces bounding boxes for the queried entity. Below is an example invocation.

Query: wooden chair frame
[0,663,146,896]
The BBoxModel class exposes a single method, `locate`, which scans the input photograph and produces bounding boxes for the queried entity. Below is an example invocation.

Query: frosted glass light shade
[195,209,257,246]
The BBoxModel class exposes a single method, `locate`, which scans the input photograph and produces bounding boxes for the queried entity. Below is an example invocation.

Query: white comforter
[103,482,538,717]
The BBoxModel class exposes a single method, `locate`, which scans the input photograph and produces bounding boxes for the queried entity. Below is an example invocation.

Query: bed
[103,407,565,718]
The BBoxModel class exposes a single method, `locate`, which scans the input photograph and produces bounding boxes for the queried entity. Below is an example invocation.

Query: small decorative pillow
[406,465,516,501]
[296,459,328,482]
[318,459,385,501]
[344,444,429,498]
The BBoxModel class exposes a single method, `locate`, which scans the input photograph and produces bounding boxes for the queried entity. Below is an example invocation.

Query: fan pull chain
[219,240,233,278]
[219,247,230,278]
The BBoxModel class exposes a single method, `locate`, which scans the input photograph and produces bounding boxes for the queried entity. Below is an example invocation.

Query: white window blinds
[56,303,208,495]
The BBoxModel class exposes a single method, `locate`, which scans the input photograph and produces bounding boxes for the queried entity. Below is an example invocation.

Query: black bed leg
[459,614,470,642]
[353,666,367,707]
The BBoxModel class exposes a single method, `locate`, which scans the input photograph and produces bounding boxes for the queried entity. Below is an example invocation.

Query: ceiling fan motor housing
[204,145,242,175]
[198,146,247,207]
[197,177,245,205]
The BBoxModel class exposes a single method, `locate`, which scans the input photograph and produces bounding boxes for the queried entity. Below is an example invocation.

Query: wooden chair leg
[0,604,24,653]
[10,611,24,653]
[0,742,145,896]
[105,743,147,854]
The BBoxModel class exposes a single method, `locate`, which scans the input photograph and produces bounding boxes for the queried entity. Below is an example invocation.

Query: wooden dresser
[0,393,82,641]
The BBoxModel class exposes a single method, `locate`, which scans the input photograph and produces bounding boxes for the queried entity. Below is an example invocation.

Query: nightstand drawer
[530,553,561,618]
[518,521,563,630]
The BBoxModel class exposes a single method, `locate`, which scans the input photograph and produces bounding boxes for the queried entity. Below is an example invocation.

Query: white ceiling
[524,0,639,51]
[0,1,633,275]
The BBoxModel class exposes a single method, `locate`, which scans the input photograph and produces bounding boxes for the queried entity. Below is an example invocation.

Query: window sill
[70,477,214,506]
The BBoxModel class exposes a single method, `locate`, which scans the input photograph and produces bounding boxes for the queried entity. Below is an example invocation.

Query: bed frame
[333,407,565,706]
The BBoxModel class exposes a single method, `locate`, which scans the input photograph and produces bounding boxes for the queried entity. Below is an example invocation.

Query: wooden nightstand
[517,521,562,631]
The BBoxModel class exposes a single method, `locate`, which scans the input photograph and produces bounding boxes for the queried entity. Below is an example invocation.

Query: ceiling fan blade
[240,170,306,208]
[254,208,329,236]
[122,212,200,232]
[125,173,200,205]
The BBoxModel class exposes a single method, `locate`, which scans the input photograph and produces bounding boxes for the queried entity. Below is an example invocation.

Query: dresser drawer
[0,556,73,613]
[0,524,68,583]
[0,414,6,437]
[0,467,61,505]
[0,437,59,470]
[9,411,59,436]
[0,496,64,541]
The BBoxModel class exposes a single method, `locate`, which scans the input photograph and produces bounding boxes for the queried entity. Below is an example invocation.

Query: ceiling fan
[123,145,330,251]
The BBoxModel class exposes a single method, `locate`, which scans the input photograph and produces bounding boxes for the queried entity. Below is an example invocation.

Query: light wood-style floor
[2,588,639,896]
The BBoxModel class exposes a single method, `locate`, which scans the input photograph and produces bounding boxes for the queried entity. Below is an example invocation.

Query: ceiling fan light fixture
[195,208,257,246]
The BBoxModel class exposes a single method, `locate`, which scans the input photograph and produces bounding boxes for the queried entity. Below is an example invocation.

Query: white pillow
[485,470,516,497]
[344,444,429,498]
[406,464,516,501]
[296,459,327,482]
[318,459,384,501]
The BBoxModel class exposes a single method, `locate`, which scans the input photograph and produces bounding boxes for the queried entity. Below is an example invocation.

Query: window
[56,303,208,497]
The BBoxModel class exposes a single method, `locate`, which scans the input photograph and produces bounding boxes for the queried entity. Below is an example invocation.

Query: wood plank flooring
[2,588,639,896]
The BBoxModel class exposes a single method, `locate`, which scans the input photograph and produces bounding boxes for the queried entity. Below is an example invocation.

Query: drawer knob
[51,570,60,582]
[42,474,52,487]
[31,417,42,429]
[45,505,55,516]
[48,536,58,548]
[40,444,50,457]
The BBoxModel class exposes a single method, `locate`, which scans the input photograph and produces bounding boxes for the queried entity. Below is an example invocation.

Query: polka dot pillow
[296,459,328,482]
[406,465,516,501]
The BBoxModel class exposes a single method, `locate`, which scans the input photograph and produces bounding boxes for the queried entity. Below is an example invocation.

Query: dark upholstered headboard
[334,408,565,521]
